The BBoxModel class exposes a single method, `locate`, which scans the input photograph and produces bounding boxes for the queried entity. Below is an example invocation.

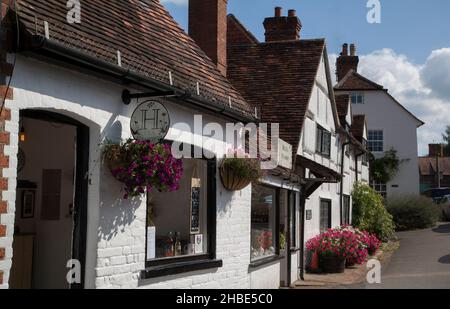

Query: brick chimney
[189,0,228,76]
[429,144,444,157]
[263,7,302,42]
[336,43,359,82]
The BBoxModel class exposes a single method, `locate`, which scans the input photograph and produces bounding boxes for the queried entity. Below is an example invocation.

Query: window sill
[140,259,223,279]
[249,255,283,269]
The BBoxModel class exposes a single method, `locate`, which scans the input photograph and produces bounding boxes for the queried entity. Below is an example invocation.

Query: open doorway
[9,110,89,289]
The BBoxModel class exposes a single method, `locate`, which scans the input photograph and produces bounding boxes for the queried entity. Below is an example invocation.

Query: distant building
[334,44,425,198]
[419,144,450,193]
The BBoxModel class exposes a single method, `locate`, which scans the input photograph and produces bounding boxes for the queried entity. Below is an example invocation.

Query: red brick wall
[189,0,228,76]
[0,0,13,286]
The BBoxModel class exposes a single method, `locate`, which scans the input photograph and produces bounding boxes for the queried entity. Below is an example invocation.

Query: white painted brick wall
[0,56,285,290]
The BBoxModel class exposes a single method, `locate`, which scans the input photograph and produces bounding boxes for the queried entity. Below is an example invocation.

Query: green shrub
[352,182,395,241]
[386,195,441,231]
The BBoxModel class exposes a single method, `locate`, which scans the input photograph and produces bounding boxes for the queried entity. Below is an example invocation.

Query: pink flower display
[306,226,382,267]
[109,140,184,199]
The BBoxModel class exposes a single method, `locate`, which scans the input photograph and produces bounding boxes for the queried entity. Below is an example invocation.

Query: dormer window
[351,92,364,104]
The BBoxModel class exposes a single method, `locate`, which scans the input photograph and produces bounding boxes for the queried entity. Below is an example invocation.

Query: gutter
[27,35,257,123]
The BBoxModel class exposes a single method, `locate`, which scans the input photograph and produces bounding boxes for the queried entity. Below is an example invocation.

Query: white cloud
[330,48,450,156]
[160,0,188,6]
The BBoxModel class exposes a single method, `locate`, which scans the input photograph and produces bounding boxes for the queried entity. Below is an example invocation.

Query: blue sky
[161,0,450,155]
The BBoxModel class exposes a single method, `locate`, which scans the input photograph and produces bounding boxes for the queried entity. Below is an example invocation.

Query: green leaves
[370,148,401,183]
[351,182,395,241]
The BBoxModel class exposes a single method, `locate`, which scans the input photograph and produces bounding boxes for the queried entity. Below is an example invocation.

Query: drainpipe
[299,193,306,281]
[340,140,351,226]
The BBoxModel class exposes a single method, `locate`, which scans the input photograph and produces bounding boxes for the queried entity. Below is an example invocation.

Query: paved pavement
[356,223,450,289]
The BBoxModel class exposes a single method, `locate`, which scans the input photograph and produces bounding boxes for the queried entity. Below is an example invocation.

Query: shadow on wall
[97,194,142,242]
[97,120,141,242]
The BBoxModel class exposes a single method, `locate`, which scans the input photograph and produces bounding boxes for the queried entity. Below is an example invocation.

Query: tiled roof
[335,69,384,91]
[419,157,450,176]
[227,18,325,155]
[335,70,425,127]
[351,114,366,141]
[335,94,350,118]
[12,0,253,117]
[227,14,259,45]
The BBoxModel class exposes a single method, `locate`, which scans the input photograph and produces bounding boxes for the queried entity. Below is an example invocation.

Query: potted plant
[102,139,184,199]
[306,229,347,273]
[219,148,263,191]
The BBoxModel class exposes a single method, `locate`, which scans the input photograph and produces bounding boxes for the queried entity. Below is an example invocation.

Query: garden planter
[320,255,346,274]
[219,165,251,191]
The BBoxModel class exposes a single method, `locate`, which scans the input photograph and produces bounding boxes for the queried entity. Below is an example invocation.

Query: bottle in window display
[165,232,175,257]
[175,232,182,256]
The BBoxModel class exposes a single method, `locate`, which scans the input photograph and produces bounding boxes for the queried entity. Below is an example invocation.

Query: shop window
[316,125,331,157]
[368,130,384,153]
[320,199,332,233]
[342,195,351,225]
[251,184,278,262]
[145,158,215,266]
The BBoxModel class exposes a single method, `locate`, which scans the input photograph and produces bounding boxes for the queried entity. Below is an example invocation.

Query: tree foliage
[351,182,395,241]
[370,148,404,183]
[443,125,450,156]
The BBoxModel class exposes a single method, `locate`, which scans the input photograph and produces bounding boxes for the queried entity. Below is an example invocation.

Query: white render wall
[337,90,421,196]
[1,55,291,289]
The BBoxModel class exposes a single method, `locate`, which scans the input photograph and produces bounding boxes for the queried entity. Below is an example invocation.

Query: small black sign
[306,210,312,221]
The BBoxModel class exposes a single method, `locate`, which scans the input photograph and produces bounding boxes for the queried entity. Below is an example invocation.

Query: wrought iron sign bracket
[122,89,175,105]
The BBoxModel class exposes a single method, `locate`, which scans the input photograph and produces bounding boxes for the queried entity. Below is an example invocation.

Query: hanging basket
[219,164,251,191]
[103,144,127,176]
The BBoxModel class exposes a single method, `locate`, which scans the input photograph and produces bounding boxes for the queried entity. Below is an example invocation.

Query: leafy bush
[352,182,395,241]
[386,195,441,231]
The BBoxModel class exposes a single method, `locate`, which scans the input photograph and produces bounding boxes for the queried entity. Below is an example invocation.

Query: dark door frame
[19,109,89,289]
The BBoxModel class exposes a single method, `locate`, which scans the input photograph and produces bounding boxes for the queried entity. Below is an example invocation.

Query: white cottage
[335,43,424,198]
[0,0,297,289]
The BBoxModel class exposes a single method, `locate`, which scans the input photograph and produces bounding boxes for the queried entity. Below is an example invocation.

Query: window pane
[251,185,277,261]
[147,159,208,260]
[320,200,331,233]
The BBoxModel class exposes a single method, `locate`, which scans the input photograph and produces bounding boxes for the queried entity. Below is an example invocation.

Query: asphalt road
[358,223,450,289]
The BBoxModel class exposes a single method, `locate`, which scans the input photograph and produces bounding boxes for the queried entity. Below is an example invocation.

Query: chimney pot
[264,7,302,42]
[350,44,357,56]
[275,7,282,17]
[342,43,348,56]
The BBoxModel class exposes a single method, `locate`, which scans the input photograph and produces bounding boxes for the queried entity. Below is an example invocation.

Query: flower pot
[219,165,251,191]
[320,255,346,274]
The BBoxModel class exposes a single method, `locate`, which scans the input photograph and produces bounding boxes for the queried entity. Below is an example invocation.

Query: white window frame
[351,92,364,104]
[368,130,384,153]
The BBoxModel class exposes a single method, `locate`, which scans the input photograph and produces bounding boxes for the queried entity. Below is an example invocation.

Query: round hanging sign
[130,100,170,142]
